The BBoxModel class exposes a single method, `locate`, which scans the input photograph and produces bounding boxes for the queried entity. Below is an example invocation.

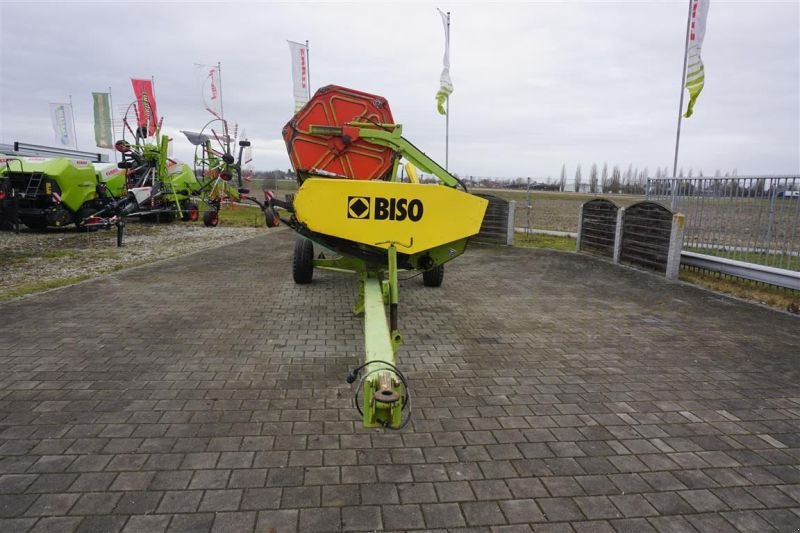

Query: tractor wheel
[75,207,99,232]
[422,264,445,287]
[264,207,279,228]
[22,219,48,230]
[182,202,199,222]
[293,238,314,284]
[203,210,219,227]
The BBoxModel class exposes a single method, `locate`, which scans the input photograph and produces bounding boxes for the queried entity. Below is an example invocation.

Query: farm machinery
[264,85,488,429]
[0,143,127,239]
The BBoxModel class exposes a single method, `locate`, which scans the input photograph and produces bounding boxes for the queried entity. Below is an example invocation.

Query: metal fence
[647,176,800,276]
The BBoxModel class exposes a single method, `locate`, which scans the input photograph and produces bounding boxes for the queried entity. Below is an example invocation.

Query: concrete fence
[578,199,685,281]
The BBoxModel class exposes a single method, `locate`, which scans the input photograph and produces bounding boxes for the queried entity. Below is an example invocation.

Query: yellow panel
[294,178,488,254]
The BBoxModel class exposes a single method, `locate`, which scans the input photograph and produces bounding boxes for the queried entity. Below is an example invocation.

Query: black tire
[264,207,279,228]
[22,219,48,230]
[181,202,199,222]
[293,238,314,284]
[422,264,444,287]
[0,217,14,231]
[203,210,219,227]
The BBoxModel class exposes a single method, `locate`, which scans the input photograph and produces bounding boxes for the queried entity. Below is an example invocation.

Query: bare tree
[601,162,608,192]
[610,165,621,193]
[574,165,582,192]
[559,164,567,192]
[589,163,598,193]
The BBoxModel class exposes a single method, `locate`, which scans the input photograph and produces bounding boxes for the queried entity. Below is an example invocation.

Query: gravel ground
[0,222,269,300]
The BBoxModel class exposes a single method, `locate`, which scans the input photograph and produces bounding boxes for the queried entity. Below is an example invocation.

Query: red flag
[130,78,159,136]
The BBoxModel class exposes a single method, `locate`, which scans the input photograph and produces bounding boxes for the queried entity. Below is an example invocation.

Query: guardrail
[648,175,800,289]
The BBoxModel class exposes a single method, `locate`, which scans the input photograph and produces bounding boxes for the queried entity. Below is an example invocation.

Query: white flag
[49,102,75,147]
[436,9,453,115]
[199,65,222,119]
[287,40,310,111]
[684,0,710,118]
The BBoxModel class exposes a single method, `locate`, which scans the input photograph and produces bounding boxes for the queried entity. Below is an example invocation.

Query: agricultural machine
[264,85,488,429]
[181,119,274,227]
[0,143,126,240]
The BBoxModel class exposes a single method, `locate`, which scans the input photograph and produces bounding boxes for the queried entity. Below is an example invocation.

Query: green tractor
[0,143,124,233]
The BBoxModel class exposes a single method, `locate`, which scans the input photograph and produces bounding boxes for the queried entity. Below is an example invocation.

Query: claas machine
[265,85,488,429]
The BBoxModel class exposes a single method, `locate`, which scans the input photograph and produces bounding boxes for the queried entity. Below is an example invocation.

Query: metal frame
[313,245,407,429]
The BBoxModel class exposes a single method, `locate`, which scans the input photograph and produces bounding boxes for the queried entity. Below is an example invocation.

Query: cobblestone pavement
[1,230,799,533]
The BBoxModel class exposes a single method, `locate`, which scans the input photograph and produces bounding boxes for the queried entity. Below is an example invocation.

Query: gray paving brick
[341,505,382,531]
[156,491,202,513]
[2,229,800,533]
[25,494,80,517]
[210,511,256,533]
[0,494,37,517]
[112,491,163,515]
[298,507,340,533]
[29,517,83,533]
[499,499,545,523]
[382,504,425,530]
[167,512,214,532]
[70,492,122,515]
[421,502,466,528]
[75,515,127,533]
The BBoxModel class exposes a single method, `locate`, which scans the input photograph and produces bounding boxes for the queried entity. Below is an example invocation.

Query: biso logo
[347,196,370,219]
[347,196,424,222]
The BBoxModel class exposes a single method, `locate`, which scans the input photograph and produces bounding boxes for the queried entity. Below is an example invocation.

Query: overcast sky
[1,0,798,181]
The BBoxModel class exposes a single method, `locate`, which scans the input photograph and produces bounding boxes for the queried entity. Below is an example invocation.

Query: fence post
[576,203,584,251]
[506,200,516,245]
[670,178,678,212]
[613,207,625,263]
[666,213,686,281]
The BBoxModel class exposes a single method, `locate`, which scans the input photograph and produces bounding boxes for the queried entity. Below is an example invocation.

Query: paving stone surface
[1,229,799,532]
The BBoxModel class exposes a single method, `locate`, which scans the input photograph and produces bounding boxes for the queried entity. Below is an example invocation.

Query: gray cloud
[1,0,798,179]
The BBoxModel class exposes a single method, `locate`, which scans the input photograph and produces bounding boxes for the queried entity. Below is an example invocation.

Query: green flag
[92,92,113,148]
[684,0,710,118]
[436,9,452,115]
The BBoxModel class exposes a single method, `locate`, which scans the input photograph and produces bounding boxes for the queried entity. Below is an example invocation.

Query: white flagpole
[68,94,78,150]
[672,0,693,179]
[109,86,118,162]
[305,40,311,100]
[445,11,450,171]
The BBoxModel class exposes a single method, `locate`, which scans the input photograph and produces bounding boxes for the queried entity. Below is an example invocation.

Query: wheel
[0,217,15,231]
[182,202,199,221]
[293,238,314,284]
[21,219,48,230]
[203,210,219,227]
[74,207,100,232]
[264,207,279,228]
[422,264,444,287]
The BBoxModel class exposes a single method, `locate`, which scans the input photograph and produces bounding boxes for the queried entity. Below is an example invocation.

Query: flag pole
[217,61,225,121]
[672,0,693,179]
[109,86,118,162]
[306,40,311,100]
[68,94,78,150]
[445,11,450,171]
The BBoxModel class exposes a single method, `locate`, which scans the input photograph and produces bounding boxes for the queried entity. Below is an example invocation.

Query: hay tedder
[265,86,488,429]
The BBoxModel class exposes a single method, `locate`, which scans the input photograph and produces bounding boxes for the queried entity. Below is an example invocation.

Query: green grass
[680,268,799,314]
[216,206,266,227]
[0,274,91,302]
[514,232,576,251]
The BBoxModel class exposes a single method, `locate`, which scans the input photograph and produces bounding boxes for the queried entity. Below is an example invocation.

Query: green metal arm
[309,123,461,189]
